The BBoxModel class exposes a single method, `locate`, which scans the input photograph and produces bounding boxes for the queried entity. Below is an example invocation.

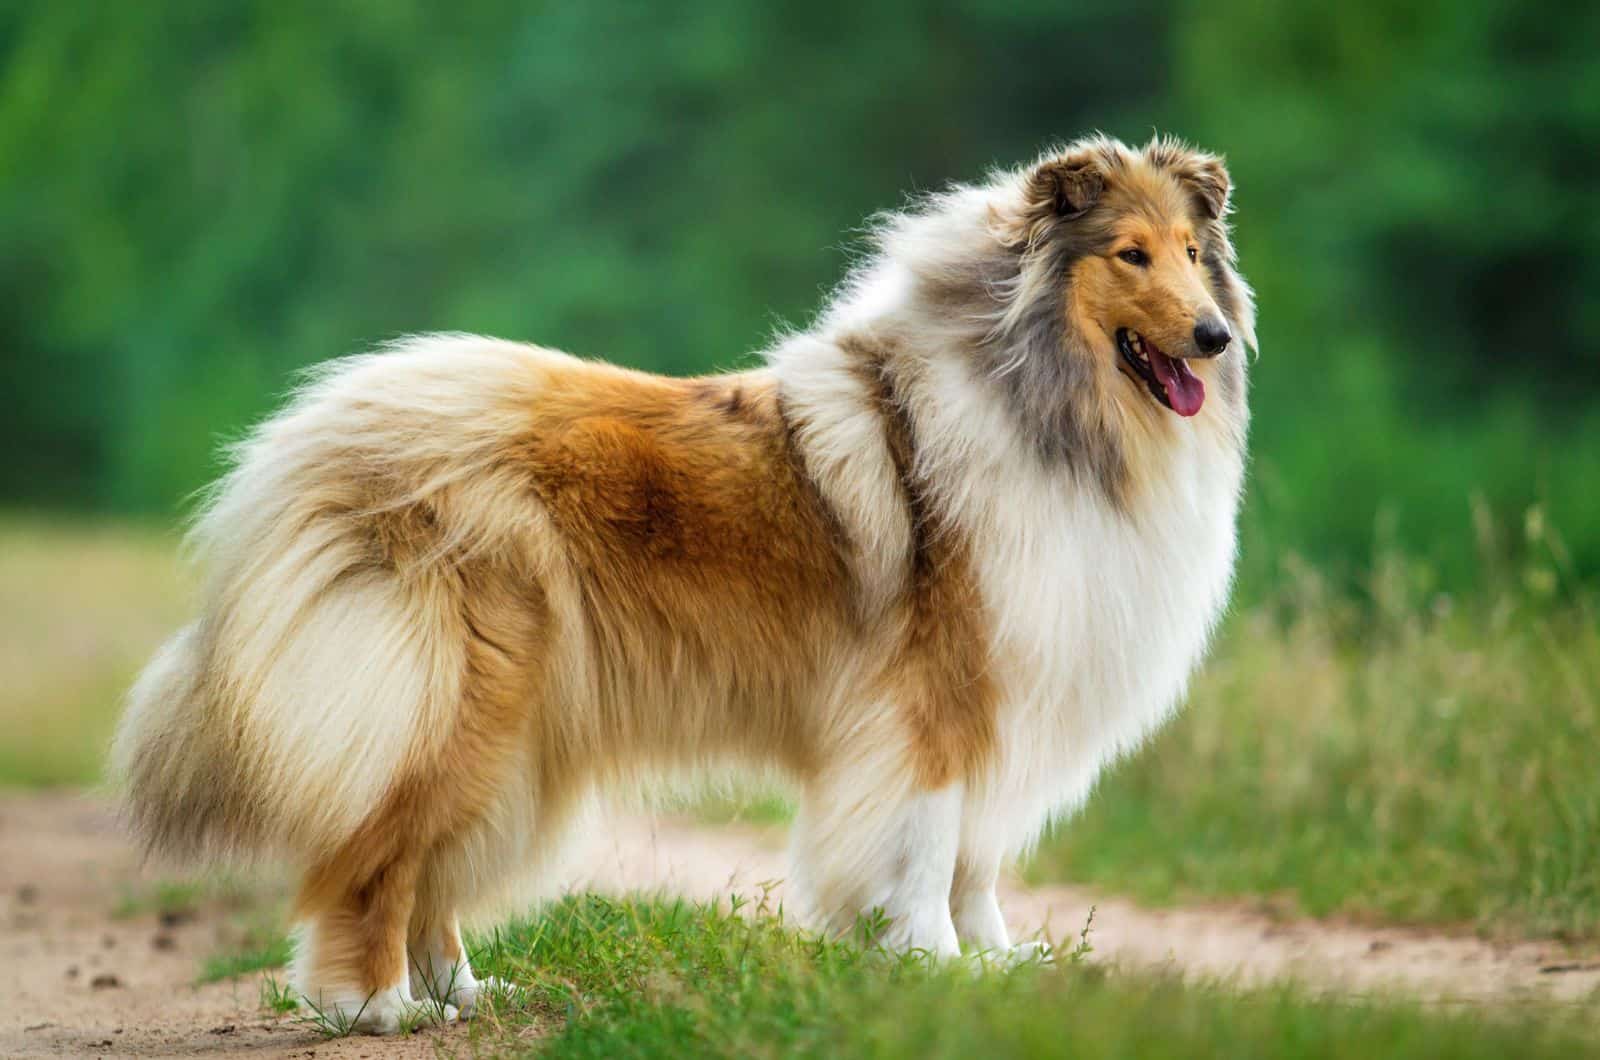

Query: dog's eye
[1187,246,1198,263]
[1118,248,1149,267]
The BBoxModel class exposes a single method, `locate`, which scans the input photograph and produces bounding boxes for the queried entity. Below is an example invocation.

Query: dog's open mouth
[1117,328,1205,418]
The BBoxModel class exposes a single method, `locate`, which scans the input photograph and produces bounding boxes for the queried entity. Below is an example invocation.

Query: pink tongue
[1148,347,1205,417]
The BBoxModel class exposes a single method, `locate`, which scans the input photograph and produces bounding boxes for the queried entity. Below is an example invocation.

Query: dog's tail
[111,621,236,862]
[110,334,553,869]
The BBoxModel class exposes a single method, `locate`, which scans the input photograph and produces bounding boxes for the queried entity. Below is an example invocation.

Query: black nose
[1193,318,1231,356]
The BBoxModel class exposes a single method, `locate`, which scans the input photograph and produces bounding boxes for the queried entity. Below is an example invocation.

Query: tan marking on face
[1064,158,1230,423]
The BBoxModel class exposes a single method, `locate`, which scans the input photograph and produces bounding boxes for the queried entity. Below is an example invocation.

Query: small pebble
[90,973,121,989]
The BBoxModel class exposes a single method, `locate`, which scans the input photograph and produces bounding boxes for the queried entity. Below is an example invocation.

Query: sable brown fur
[843,335,997,789]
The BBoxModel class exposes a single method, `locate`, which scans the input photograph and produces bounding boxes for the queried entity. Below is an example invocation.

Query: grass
[200,934,293,984]
[295,989,376,1037]
[449,895,1599,1058]
[194,893,1600,1054]
[260,973,302,1015]
[111,879,204,921]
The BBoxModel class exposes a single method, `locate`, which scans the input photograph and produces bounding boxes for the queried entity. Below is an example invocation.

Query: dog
[113,134,1254,1032]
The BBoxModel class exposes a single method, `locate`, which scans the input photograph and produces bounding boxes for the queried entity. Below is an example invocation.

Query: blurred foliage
[2,1,1596,595]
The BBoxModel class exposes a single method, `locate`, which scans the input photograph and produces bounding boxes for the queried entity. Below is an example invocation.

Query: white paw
[403,998,460,1029]
[307,987,411,1036]
[358,1011,403,1036]
[299,985,465,1036]
[457,975,518,1019]
[410,956,480,1007]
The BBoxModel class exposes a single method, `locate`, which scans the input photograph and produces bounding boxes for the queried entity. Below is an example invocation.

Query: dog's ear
[1180,155,1231,220]
[1144,138,1231,220]
[994,146,1109,250]
[1025,149,1106,221]
[1157,148,1231,222]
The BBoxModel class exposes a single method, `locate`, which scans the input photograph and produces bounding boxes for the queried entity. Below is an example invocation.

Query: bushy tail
[110,568,460,869]
[109,335,552,869]
[111,621,266,864]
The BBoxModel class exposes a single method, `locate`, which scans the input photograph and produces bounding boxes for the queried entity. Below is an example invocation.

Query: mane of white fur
[770,154,1247,867]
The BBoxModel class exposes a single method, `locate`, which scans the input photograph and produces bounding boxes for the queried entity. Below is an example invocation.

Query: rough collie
[114,134,1254,1032]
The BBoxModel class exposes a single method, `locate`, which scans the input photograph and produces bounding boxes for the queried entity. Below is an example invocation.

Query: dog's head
[994,135,1255,422]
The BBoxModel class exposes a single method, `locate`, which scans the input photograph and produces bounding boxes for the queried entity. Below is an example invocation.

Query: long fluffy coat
[114,134,1254,1032]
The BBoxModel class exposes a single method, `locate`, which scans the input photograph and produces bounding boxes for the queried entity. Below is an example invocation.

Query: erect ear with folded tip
[1179,156,1231,220]
[1027,151,1105,221]
[994,149,1107,250]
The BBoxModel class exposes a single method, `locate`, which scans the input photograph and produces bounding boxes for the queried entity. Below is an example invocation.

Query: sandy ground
[3,792,1596,1058]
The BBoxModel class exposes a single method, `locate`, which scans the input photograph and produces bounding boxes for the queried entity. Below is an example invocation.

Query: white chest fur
[916,355,1245,852]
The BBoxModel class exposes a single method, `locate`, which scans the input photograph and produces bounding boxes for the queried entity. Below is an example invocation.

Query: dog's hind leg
[290,852,427,1034]
[788,762,963,958]
[406,906,481,1017]
[405,853,513,1019]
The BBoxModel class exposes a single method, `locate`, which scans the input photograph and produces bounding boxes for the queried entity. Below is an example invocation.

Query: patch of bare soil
[0,792,458,1058]
[2,792,1594,1059]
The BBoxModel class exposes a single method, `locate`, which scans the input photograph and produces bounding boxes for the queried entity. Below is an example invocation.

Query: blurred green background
[4,1,1597,599]
[6,13,1600,1035]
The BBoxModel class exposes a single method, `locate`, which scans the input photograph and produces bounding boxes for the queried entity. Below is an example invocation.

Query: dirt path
[3,792,1595,1058]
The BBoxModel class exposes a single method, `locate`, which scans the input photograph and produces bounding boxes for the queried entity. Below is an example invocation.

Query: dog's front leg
[788,774,962,958]
[950,845,1011,954]
[951,808,1050,964]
